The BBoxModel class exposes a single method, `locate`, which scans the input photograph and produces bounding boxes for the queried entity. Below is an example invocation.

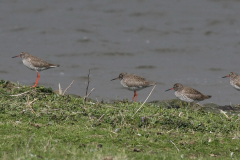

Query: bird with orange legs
[111,73,156,102]
[12,52,59,87]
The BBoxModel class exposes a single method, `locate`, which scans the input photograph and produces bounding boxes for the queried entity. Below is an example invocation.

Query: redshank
[222,72,240,90]
[165,83,211,103]
[12,52,60,87]
[111,73,156,102]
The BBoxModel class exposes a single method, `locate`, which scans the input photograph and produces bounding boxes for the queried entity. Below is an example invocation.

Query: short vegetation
[0,80,239,159]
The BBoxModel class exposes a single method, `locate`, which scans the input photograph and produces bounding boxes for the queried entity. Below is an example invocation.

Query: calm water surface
[1,0,240,105]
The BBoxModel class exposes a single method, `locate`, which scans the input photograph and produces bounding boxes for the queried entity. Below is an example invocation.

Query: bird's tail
[205,95,212,99]
[50,64,60,68]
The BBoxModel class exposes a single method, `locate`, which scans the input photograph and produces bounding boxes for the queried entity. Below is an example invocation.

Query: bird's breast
[175,91,194,102]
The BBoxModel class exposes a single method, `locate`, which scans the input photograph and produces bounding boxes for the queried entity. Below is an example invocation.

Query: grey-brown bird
[111,73,156,102]
[165,83,211,103]
[12,52,60,87]
[222,72,240,91]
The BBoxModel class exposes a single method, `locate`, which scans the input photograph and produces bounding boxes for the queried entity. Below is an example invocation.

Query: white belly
[120,80,145,91]
[230,81,240,91]
[22,59,48,71]
[175,91,195,103]
[23,59,36,71]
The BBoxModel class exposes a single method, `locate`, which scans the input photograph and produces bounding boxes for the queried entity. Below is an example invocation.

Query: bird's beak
[111,77,119,81]
[222,75,230,78]
[165,88,173,92]
[12,55,21,58]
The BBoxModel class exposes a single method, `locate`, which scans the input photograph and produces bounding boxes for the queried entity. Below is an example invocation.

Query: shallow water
[1,0,240,105]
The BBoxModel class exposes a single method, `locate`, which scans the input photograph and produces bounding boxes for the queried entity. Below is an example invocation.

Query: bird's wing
[124,75,155,87]
[183,87,205,100]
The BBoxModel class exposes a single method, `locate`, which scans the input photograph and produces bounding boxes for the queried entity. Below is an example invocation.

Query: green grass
[0,80,239,159]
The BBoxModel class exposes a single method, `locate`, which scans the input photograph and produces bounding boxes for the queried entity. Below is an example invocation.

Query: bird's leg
[32,71,40,87]
[132,92,135,101]
[132,91,138,102]
[135,94,137,102]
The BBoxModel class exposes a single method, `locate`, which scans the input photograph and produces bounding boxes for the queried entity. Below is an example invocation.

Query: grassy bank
[0,80,239,159]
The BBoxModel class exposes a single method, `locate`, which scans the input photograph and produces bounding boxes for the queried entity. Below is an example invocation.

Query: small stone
[115,128,121,133]
[97,144,103,148]
[133,148,140,152]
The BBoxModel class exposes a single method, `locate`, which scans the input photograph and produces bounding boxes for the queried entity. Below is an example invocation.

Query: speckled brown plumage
[166,83,211,103]
[17,52,59,71]
[120,73,156,88]
[111,73,156,102]
[12,52,60,87]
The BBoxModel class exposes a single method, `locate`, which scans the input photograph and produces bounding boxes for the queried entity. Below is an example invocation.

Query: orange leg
[32,71,40,87]
[131,91,138,102]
